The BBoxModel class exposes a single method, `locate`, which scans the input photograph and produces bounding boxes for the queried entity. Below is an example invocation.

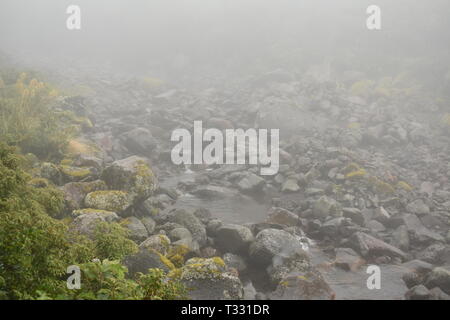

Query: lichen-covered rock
[120,217,148,242]
[270,264,335,300]
[62,180,107,211]
[267,246,333,300]
[84,190,132,214]
[59,165,94,182]
[223,253,248,273]
[249,229,306,266]
[101,155,157,201]
[124,248,174,276]
[215,224,254,254]
[40,162,62,185]
[168,209,207,246]
[139,234,171,255]
[171,257,244,300]
[425,267,450,294]
[71,210,119,237]
[312,196,339,220]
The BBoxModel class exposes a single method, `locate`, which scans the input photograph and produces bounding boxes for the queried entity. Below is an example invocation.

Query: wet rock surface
[44,65,450,300]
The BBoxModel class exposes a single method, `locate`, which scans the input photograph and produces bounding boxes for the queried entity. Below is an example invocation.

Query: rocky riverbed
[37,66,450,300]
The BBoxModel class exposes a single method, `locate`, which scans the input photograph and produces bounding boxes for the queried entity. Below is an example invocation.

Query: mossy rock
[84,190,132,214]
[65,138,102,158]
[59,165,93,182]
[170,257,243,300]
[72,208,117,217]
[28,177,50,188]
[62,180,107,211]
[139,234,171,255]
[101,156,157,201]
[123,248,174,276]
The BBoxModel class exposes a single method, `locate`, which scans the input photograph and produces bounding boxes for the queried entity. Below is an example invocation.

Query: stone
[124,248,174,276]
[84,190,133,214]
[223,253,248,273]
[281,179,300,193]
[101,155,157,201]
[174,257,244,300]
[266,207,301,227]
[236,172,265,193]
[215,224,254,254]
[139,234,171,255]
[312,196,338,220]
[392,225,410,251]
[425,267,450,295]
[403,214,444,244]
[405,285,432,300]
[121,217,148,242]
[71,210,119,237]
[62,180,106,211]
[120,127,157,155]
[141,216,156,234]
[350,232,407,261]
[334,248,365,271]
[249,229,306,266]
[342,208,364,226]
[406,199,430,216]
[168,209,207,246]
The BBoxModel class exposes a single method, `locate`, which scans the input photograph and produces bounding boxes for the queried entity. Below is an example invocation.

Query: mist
[1,0,450,301]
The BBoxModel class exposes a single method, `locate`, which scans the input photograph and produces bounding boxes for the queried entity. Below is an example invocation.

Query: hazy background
[1,0,449,85]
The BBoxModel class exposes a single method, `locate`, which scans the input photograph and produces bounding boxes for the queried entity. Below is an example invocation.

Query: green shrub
[0,143,90,299]
[0,71,83,159]
[92,221,138,261]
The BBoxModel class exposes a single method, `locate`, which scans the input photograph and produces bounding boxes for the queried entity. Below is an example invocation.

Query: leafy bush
[60,260,187,300]
[92,221,138,261]
[0,71,83,159]
[0,143,91,299]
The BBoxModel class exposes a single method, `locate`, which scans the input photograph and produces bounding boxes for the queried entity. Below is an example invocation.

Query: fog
[1,1,450,301]
[1,0,449,81]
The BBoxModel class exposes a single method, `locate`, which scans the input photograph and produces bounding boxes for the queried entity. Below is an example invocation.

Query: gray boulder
[215,224,254,254]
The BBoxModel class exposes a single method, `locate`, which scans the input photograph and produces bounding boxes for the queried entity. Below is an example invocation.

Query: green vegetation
[0,71,84,160]
[0,69,186,300]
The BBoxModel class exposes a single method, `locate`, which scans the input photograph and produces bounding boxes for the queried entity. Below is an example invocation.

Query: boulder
[173,257,244,300]
[101,155,157,201]
[71,209,119,237]
[124,248,174,276]
[334,248,365,271]
[312,196,338,220]
[350,232,407,261]
[168,209,207,246]
[84,190,133,214]
[406,199,430,216]
[139,234,171,254]
[425,267,450,295]
[402,214,444,244]
[249,229,306,266]
[62,180,106,211]
[236,172,265,193]
[215,224,254,254]
[121,217,148,242]
[223,253,248,273]
[266,207,301,227]
[120,127,157,155]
